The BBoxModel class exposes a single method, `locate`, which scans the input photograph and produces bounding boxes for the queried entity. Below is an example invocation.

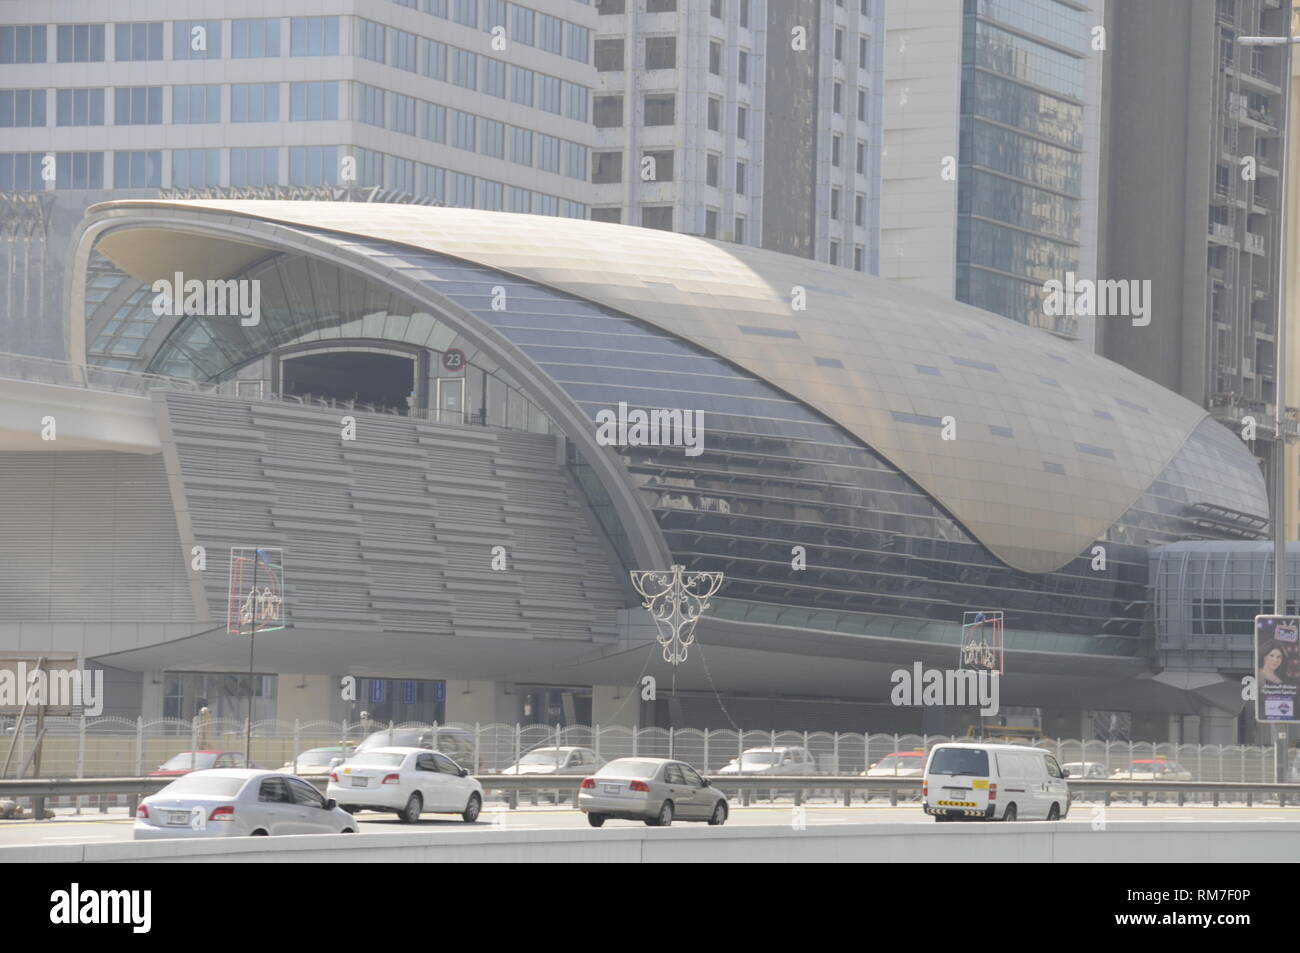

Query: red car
[148,751,253,778]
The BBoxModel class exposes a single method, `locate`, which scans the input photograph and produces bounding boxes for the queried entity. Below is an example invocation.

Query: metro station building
[0,200,1275,742]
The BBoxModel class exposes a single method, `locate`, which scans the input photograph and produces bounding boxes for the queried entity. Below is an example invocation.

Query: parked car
[354,726,480,773]
[715,746,818,776]
[1109,759,1192,781]
[134,769,355,839]
[276,745,355,777]
[579,757,728,827]
[327,746,482,823]
[500,746,604,775]
[1060,761,1108,780]
[149,750,253,778]
[923,742,1070,822]
[862,751,926,777]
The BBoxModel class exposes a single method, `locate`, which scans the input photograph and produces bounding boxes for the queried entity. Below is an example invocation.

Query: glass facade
[957,0,1088,334]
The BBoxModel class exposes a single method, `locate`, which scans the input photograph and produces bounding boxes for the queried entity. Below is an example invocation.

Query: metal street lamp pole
[1239,33,1299,778]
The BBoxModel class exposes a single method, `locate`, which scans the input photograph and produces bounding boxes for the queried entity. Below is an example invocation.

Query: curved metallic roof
[80,200,1246,573]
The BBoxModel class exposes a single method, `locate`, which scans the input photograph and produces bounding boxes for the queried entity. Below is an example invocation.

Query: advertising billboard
[1254,615,1300,723]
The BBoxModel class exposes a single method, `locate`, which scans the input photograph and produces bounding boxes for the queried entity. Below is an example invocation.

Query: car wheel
[646,800,674,827]
[1046,803,1060,821]
[340,828,355,833]
[400,792,423,824]
[708,801,728,826]
[250,829,268,836]
[587,813,606,828]
[1002,803,1017,822]
[933,814,953,822]
[462,792,482,823]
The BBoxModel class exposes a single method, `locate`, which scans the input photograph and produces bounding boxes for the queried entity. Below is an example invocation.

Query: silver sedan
[578,757,728,827]
[134,769,357,839]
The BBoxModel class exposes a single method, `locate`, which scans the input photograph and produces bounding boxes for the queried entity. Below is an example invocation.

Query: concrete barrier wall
[3,822,1297,864]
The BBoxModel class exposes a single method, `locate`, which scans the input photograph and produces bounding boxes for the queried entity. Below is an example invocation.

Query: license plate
[350,776,368,788]
[601,783,621,794]
[166,811,190,826]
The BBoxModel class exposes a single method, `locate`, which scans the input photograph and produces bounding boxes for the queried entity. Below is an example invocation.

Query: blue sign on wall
[370,679,386,704]
[402,680,417,705]
[434,681,446,703]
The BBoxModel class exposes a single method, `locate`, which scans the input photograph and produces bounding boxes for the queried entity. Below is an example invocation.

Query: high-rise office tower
[587,0,884,270]
[881,0,1105,345]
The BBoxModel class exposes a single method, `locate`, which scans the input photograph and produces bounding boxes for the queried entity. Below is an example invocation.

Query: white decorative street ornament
[629,564,725,665]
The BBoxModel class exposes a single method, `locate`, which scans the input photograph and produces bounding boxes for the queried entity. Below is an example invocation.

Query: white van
[922,743,1070,822]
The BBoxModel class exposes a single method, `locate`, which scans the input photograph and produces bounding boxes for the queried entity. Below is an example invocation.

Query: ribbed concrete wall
[155,393,626,642]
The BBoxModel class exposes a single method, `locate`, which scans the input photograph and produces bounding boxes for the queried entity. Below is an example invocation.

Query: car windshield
[357,730,422,750]
[740,752,780,766]
[928,748,990,777]
[520,750,567,764]
[294,751,338,765]
[348,753,406,767]
[159,775,245,797]
[876,755,919,769]
[159,752,218,770]
[596,759,660,779]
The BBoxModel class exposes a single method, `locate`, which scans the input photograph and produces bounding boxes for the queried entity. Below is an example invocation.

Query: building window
[56,88,104,126]
[856,140,866,174]
[453,49,478,89]
[538,14,563,54]
[643,149,674,181]
[510,65,533,105]
[231,147,278,186]
[484,58,507,97]
[855,193,865,227]
[55,151,105,189]
[597,0,625,13]
[738,50,748,84]
[172,148,219,188]
[114,150,162,188]
[642,206,673,230]
[0,26,47,64]
[735,161,746,195]
[421,101,447,142]
[453,0,478,28]
[711,0,723,16]
[740,0,749,27]
[564,141,587,179]
[358,20,385,63]
[511,5,535,45]
[173,20,221,59]
[737,105,747,139]
[594,94,623,127]
[709,41,721,75]
[645,93,675,126]
[706,152,719,187]
[834,28,843,60]
[854,244,865,271]
[646,0,677,11]
[232,83,279,122]
[0,89,46,127]
[705,209,718,237]
[115,22,162,61]
[506,185,531,212]
[484,0,507,33]
[537,133,561,173]
[354,83,385,127]
[114,86,162,125]
[449,171,474,207]
[833,82,843,114]
[479,179,504,211]
[857,88,867,121]
[537,74,562,113]
[288,145,337,185]
[422,39,448,81]
[858,36,867,66]
[831,187,841,219]
[829,240,839,265]
[510,126,533,165]
[393,29,417,71]
[591,207,621,223]
[290,81,339,120]
[290,17,339,56]
[832,134,842,167]
[451,109,476,150]
[595,38,624,71]
[57,24,105,63]
[567,23,590,62]
[480,117,506,158]
[593,150,622,184]
[232,18,280,58]
[390,92,416,135]
[646,36,675,70]
[707,96,721,131]
[564,82,588,121]
[0,153,44,190]
[735,215,746,243]
[172,85,221,124]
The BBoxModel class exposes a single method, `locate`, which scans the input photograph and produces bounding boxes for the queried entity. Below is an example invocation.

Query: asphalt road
[2,803,1299,847]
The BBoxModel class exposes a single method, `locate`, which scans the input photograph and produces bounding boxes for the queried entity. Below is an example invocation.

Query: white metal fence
[0,716,1286,783]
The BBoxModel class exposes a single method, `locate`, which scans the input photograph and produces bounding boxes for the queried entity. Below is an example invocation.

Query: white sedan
[327,746,483,823]
[134,769,356,839]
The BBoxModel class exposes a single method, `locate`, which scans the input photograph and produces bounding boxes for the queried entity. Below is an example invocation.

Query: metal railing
[0,351,229,398]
